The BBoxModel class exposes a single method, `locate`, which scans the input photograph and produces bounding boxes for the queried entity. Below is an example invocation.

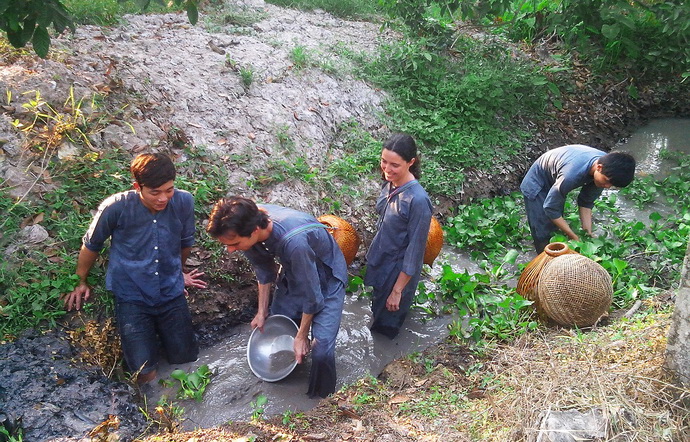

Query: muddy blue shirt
[242,205,348,319]
[364,180,432,288]
[82,189,195,306]
[520,145,605,219]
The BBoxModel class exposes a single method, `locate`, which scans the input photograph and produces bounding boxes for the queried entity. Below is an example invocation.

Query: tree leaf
[186,3,198,25]
[32,26,50,58]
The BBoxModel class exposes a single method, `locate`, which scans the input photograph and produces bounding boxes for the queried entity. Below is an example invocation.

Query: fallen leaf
[389,394,409,404]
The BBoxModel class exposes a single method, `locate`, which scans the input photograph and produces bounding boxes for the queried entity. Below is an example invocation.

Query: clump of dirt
[0,328,147,442]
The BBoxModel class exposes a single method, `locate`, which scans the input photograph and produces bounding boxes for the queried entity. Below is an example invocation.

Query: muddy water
[616,118,690,180]
[604,118,690,222]
[151,249,478,429]
[150,118,689,429]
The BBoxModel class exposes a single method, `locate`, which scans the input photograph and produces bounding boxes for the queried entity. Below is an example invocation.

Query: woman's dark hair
[207,196,270,238]
[382,133,421,179]
[599,152,636,187]
[131,153,176,188]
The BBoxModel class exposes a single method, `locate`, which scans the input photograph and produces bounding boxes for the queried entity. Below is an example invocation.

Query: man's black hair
[131,153,176,188]
[207,196,270,238]
[599,152,636,187]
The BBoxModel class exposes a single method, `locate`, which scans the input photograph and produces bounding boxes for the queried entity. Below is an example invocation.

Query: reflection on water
[616,118,689,180]
[607,118,690,222]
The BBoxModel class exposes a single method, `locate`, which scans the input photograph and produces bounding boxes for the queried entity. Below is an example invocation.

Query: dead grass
[468,304,689,441]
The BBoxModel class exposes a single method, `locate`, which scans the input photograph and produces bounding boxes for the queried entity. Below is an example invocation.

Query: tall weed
[362,35,547,196]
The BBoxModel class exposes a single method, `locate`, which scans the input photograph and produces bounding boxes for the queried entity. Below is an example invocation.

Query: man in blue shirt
[62,153,207,384]
[206,196,347,398]
[520,145,636,252]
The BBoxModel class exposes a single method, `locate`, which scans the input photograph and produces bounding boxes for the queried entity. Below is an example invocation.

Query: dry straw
[475,310,689,441]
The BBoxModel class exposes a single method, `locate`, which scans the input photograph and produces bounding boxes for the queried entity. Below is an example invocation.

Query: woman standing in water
[365,133,433,339]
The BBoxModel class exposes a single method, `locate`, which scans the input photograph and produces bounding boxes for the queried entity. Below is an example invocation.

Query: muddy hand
[184,268,207,289]
[61,283,91,311]
[294,335,311,364]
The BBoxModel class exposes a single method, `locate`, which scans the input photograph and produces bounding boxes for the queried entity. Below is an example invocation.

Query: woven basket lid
[317,215,360,265]
[537,254,612,327]
[424,217,444,266]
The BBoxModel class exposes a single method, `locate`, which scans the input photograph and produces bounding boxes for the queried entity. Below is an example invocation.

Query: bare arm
[386,271,412,312]
[62,246,99,311]
[551,217,580,241]
[250,282,272,331]
[294,312,314,364]
[578,206,594,237]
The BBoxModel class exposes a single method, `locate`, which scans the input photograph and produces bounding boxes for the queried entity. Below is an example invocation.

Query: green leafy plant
[445,192,530,260]
[290,45,309,70]
[281,409,305,430]
[0,424,23,442]
[250,394,268,421]
[240,66,254,88]
[457,0,689,79]
[434,251,537,344]
[168,364,212,402]
[361,35,547,196]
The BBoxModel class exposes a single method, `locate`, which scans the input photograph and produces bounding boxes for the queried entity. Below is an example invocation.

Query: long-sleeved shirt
[242,204,348,319]
[83,189,195,306]
[364,180,432,288]
[520,144,605,219]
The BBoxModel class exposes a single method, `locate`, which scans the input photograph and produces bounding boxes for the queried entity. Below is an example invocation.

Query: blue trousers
[115,295,198,375]
[524,193,557,252]
[272,281,345,398]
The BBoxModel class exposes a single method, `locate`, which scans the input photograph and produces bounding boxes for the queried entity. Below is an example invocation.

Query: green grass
[63,0,183,26]
[355,34,549,197]
[265,0,379,20]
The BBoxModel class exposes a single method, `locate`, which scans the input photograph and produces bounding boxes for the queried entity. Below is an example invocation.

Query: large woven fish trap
[537,254,613,327]
[317,215,361,266]
[424,217,444,266]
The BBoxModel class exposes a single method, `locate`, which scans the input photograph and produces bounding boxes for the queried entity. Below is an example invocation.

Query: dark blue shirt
[364,180,432,288]
[242,205,348,318]
[83,189,195,306]
[520,145,605,220]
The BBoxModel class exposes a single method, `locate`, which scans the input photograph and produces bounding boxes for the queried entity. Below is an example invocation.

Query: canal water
[604,117,690,223]
[151,117,689,429]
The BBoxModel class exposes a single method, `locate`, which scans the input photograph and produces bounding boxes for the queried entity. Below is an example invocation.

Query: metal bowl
[246,315,299,382]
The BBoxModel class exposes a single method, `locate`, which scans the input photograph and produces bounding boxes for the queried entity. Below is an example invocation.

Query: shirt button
[155,259,159,263]
[155,272,159,275]
[154,246,158,250]
[153,220,157,223]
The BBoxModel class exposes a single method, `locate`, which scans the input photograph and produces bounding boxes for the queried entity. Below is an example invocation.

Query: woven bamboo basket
[318,215,361,266]
[424,217,444,266]
[516,242,577,302]
[537,254,613,327]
